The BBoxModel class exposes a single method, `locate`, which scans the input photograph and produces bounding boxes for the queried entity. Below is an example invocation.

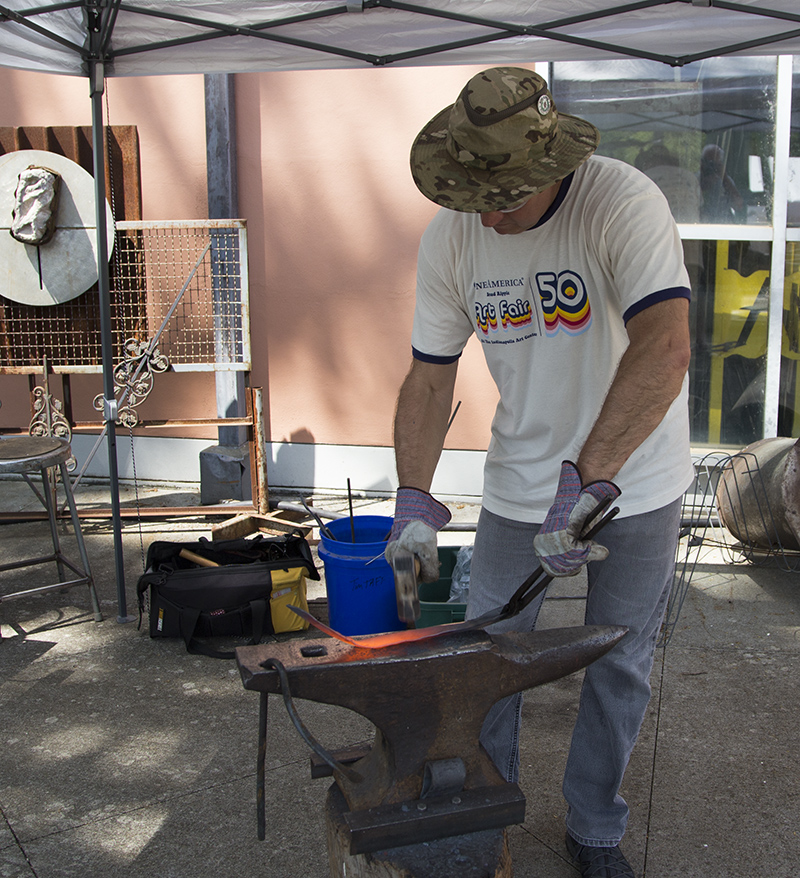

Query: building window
[550,57,776,227]
[551,56,800,447]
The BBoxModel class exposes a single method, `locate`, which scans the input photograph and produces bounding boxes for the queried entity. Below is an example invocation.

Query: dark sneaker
[565,833,635,877]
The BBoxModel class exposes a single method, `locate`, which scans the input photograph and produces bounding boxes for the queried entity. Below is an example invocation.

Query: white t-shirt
[411,155,695,521]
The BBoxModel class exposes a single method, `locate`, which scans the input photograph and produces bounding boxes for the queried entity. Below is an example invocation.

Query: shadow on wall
[267,427,398,496]
[271,428,317,490]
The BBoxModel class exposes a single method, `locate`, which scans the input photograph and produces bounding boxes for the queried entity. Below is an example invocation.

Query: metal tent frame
[2,0,800,620]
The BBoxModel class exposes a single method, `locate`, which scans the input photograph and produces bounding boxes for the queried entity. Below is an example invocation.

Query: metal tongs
[452,495,620,634]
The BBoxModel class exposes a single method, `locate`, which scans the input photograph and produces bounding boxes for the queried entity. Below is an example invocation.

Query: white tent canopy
[1,0,800,77]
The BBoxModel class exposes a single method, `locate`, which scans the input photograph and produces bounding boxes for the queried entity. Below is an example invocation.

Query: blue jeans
[466,500,681,847]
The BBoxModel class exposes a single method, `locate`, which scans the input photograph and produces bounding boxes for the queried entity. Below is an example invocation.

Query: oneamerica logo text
[474,278,526,290]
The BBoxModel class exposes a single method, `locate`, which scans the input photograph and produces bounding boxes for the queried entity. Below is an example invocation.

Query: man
[386,68,694,878]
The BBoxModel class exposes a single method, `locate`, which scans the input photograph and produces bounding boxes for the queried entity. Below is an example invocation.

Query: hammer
[391,547,421,627]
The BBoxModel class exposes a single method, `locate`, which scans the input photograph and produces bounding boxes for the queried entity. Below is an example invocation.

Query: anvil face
[237,625,626,813]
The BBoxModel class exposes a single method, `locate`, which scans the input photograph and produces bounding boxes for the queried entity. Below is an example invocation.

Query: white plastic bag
[448,545,473,603]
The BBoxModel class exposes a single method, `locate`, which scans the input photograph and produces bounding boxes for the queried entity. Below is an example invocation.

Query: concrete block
[199,443,251,504]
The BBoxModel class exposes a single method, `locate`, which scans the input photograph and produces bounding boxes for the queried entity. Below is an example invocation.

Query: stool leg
[41,466,67,584]
[59,462,103,623]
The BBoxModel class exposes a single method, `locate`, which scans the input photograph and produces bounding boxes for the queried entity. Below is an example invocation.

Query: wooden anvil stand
[236,624,625,877]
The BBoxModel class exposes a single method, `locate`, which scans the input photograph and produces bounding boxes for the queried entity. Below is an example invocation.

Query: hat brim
[410,104,600,213]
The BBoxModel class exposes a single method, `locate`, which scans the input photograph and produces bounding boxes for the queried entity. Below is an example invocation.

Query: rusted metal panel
[251,386,268,513]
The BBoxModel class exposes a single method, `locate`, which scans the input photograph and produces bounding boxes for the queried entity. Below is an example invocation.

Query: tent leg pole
[91,63,131,623]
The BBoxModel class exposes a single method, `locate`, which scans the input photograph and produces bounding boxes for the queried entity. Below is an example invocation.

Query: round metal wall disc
[0,149,115,306]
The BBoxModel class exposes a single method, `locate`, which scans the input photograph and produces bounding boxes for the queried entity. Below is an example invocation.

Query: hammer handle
[179,548,220,568]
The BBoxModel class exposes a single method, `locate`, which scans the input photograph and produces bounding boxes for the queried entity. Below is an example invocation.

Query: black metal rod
[98,0,123,58]
[445,399,461,434]
[11,1,82,16]
[260,658,362,784]
[40,464,66,582]
[676,26,800,66]
[299,497,337,540]
[257,692,267,842]
[0,1,84,52]
[90,60,129,623]
[534,0,674,31]
[687,0,800,26]
[347,478,355,542]
[115,1,348,33]
[110,2,380,64]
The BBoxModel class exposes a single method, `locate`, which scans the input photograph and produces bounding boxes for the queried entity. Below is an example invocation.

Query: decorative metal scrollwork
[29,361,76,471]
[93,338,170,428]
[30,386,72,441]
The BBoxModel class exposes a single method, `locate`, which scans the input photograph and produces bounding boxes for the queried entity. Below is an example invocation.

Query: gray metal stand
[0,435,103,637]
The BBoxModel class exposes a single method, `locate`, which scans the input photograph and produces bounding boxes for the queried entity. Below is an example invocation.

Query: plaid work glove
[385,487,452,582]
[533,461,621,577]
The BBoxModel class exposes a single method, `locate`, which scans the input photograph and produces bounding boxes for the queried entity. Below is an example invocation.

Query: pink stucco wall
[0,66,500,452]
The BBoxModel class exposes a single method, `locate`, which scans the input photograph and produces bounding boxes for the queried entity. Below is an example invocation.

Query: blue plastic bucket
[317,515,402,636]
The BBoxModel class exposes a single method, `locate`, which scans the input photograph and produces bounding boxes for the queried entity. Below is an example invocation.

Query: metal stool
[0,435,102,633]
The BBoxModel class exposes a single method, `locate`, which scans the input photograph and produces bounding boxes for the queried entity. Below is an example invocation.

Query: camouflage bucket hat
[410,67,600,213]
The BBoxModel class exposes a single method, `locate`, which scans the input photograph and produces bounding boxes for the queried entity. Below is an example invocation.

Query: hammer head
[391,547,420,625]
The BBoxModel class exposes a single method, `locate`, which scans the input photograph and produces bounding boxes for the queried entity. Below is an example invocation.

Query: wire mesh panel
[661,449,800,645]
[0,220,250,374]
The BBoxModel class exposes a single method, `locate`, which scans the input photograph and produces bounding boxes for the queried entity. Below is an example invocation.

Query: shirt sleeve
[410,216,476,363]
[598,170,692,323]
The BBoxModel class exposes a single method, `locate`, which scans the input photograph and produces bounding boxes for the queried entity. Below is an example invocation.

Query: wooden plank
[210,513,258,541]
[210,511,310,541]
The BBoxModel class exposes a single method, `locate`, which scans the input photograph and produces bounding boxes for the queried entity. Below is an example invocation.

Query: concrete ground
[0,476,798,877]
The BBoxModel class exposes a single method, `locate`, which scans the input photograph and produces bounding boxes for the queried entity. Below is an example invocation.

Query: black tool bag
[136,531,320,659]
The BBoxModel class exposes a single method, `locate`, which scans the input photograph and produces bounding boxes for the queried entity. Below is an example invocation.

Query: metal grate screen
[0,220,250,374]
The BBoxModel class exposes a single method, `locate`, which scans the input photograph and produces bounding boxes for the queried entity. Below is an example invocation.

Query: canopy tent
[2,1,800,76]
[1,0,799,621]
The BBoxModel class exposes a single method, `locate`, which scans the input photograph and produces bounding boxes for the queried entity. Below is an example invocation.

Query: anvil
[236,624,625,853]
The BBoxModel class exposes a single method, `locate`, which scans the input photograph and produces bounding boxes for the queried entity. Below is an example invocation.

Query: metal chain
[105,84,146,576]
[129,424,147,575]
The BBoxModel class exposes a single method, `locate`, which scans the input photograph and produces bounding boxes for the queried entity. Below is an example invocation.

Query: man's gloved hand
[533,461,621,577]
[385,487,452,582]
